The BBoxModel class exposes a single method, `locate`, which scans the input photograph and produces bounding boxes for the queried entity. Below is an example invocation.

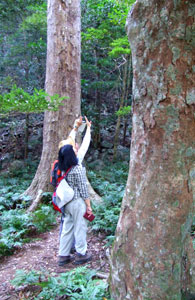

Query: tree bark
[110,1,195,299]
[93,48,101,149]
[86,177,102,204]
[24,0,81,200]
[122,56,132,146]
[113,57,129,160]
[24,113,29,160]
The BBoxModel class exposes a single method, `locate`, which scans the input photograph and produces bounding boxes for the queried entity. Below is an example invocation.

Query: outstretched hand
[84,116,92,128]
[75,116,83,128]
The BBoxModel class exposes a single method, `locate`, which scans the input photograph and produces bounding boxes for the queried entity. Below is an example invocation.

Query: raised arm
[77,116,91,164]
[58,116,91,164]
[68,116,83,142]
[58,116,82,149]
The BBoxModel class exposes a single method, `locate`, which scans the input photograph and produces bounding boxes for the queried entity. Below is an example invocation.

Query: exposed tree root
[27,189,43,213]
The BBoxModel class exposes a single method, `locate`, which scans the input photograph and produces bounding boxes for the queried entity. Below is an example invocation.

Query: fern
[32,205,56,233]
[88,159,128,244]
[0,205,56,256]
[11,267,110,300]
[11,269,46,287]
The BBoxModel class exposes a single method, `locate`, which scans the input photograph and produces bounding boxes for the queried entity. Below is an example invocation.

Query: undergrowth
[88,160,129,245]
[0,158,128,256]
[11,266,111,300]
[0,204,56,257]
[0,160,56,257]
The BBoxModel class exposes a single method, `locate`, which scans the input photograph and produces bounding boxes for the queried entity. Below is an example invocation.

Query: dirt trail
[0,223,110,300]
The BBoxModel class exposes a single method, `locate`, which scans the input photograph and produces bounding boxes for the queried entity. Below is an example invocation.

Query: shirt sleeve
[74,166,89,199]
[77,127,91,164]
[68,118,79,141]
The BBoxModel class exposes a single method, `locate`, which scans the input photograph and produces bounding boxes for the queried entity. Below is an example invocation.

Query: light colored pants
[59,197,87,256]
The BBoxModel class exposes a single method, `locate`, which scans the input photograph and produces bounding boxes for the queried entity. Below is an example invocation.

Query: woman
[58,116,91,238]
[58,124,93,266]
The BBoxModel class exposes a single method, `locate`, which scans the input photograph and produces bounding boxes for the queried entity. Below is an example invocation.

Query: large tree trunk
[110,1,195,299]
[25,0,81,201]
[113,56,129,160]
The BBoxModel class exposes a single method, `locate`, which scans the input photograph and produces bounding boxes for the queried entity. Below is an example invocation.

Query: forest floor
[0,219,110,300]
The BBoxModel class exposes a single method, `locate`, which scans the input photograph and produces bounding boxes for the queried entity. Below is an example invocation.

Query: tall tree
[0,1,46,92]
[110,0,195,299]
[25,0,81,200]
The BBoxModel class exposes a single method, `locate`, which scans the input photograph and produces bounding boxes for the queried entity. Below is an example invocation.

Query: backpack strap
[50,160,60,186]
[52,167,72,213]
[56,167,72,186]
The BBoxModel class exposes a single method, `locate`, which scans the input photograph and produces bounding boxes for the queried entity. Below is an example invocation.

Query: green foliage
[32,205,56,233]
[88,160,129,244]
[0,209,32,232]
[109,36,131,57]
[11,269,45,287]
[11,266,110,300]
[0,0,45,22]
[0,209,33,256]
[107,0,135,26]
[92,199,121,246]
[82,28,109,42]
[0,160,38,212]
[0,161,57,257]
[0,187,31,212]
[81,0,134,146]
[0,0,135,151]
[116,105,131,116]
[0,85,65,114]
[0,206,56,257]
[20,2,47,35]
[0,1,47,92]
[81,0,131,87]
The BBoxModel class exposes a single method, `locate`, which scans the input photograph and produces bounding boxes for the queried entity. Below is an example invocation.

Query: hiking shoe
[58,255,74,266]
[74,252,92,265]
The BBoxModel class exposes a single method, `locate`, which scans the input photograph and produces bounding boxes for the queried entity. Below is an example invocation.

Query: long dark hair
[58,144,78,172]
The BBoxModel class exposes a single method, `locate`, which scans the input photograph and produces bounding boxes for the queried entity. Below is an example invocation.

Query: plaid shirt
[66,165,89,200]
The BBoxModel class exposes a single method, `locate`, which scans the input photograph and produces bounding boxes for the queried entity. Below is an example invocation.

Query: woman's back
[66,165,88,200]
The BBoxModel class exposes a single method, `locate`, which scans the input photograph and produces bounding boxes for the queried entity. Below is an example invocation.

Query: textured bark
[113,57,130,160]
[25,0,81,199]
[86,178,102,204]
[24,113,29,159]
[110,1,195,299]
[27,189,43,213]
